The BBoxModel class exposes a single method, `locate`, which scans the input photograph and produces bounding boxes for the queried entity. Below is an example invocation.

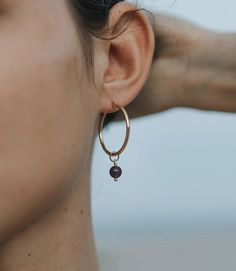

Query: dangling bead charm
[109,153,122,181]
[110,162,122,181]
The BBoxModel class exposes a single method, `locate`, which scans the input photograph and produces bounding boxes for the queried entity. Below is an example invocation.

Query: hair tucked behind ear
[68,0,152,127]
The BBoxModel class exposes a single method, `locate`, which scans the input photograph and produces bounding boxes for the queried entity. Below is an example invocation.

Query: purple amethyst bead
[109,165,122,179]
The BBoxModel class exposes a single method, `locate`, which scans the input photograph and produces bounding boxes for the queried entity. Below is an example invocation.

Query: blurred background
[91,0,236,270]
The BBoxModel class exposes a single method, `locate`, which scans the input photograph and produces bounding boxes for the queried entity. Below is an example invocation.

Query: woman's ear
[99,2,155,113]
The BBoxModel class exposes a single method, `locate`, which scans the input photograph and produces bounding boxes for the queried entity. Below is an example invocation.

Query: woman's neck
[0,157,99,271]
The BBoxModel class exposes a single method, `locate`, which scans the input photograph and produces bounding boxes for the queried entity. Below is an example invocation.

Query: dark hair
[68,0,148,127]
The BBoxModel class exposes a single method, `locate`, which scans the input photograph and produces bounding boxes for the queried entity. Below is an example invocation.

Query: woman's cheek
[0,47,91,244]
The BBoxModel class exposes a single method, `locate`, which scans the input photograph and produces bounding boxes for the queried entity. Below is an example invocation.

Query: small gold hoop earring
[98,101,130,182]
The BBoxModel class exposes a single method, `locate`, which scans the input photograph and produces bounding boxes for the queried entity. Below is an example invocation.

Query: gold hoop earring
[98,101,130,182]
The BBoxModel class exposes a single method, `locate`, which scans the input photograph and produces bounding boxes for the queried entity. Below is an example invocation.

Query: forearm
[181,32,236,112]
[151,14,236,112]
[126,14,236,119]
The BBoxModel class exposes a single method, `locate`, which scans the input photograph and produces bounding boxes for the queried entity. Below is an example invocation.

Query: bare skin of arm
[118,14,236,119]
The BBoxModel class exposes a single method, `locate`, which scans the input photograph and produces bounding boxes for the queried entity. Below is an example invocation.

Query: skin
[0,0,154,270]
[0,1,235,270]
[124,14,236,119]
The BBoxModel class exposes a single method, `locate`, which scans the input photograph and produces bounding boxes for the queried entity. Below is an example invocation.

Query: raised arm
[124,13,236,119]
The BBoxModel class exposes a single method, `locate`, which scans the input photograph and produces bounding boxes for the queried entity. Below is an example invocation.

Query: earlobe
[99,2,155,113]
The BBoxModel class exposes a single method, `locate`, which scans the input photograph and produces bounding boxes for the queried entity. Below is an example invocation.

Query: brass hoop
[98,101,130,157]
